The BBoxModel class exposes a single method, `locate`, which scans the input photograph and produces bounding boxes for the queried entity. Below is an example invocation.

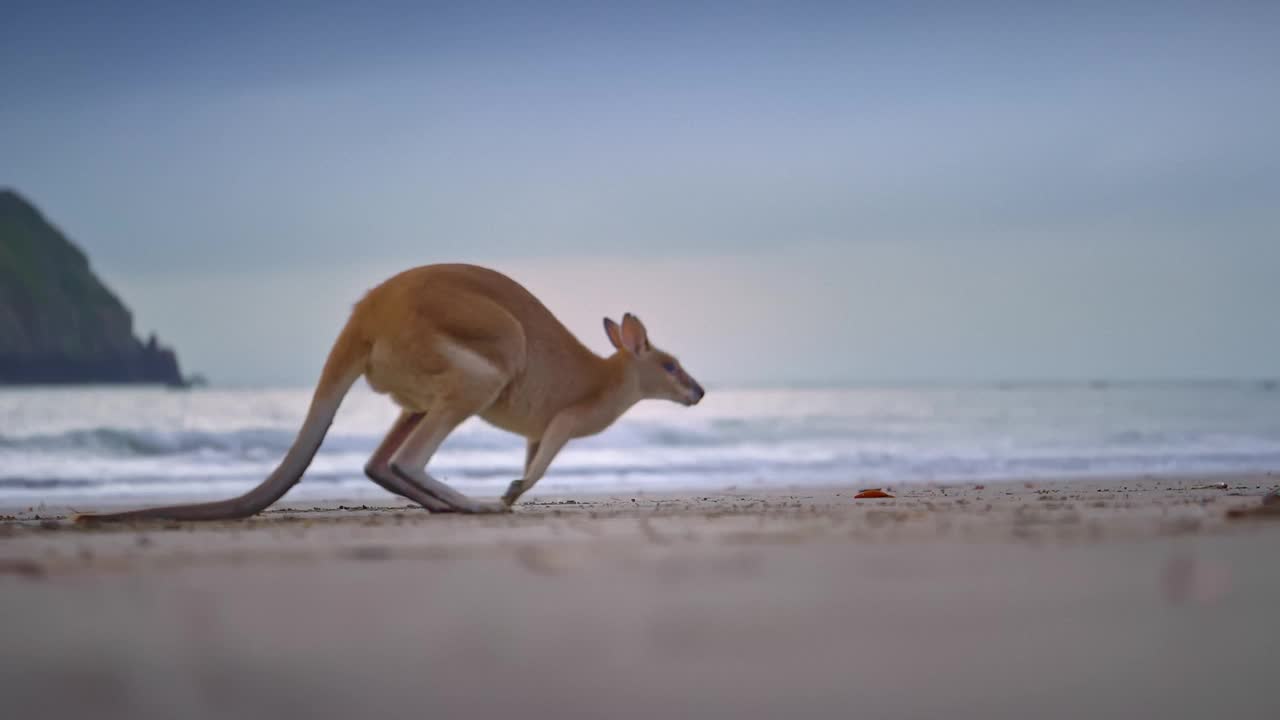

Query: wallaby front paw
[502,480,524,507]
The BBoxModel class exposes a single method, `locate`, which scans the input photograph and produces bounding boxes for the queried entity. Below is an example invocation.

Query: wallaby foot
[468,499,513,514]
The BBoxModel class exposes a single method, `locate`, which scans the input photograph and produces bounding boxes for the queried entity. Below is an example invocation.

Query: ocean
[2,383,1278,507]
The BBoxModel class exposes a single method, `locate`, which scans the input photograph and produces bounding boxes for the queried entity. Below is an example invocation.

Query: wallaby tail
[75,322,370,524]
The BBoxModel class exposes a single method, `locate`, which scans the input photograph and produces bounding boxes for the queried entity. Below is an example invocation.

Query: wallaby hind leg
[364,411,454,513]
[389,404,509,514]
[524,440,540,476]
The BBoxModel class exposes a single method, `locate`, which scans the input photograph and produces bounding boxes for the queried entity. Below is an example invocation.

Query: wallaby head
[603,313,705,406]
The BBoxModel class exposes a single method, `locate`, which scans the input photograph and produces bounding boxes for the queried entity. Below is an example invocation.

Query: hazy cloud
[4,1,1278,383]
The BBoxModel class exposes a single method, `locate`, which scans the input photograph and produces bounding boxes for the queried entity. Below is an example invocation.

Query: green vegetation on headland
[0,189,188,386]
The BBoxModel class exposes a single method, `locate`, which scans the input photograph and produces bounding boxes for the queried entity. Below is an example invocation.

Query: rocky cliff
[0,189,186,386]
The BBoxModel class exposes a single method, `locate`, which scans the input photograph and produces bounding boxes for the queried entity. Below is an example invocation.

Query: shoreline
[5,467,1277,517]
[4,473,1280,719]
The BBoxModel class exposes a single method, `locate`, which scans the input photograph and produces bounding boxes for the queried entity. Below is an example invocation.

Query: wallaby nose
[690,383,706,404]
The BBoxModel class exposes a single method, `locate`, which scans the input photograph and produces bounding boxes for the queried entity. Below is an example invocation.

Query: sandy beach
[3,474,1279,719]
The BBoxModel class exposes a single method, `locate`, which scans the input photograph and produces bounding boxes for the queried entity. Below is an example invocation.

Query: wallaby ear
[603,317,625,350]
[620,313,649,354]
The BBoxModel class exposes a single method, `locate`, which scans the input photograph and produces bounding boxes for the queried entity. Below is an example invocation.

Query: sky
[3,0,1278,386]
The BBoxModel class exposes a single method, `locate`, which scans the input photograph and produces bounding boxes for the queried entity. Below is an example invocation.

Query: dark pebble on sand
[342,546,392,561]
[0,559,45,578]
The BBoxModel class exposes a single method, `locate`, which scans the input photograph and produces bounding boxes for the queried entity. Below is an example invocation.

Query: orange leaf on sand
[854,489,894,499]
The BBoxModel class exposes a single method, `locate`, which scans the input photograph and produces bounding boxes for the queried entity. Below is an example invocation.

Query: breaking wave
[2,384,1278,503]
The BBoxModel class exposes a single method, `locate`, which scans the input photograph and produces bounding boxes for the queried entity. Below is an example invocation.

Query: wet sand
[3,474,1279,719]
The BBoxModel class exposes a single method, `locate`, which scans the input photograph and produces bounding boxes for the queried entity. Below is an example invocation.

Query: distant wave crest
[0,427,315,457]
[0,420,740,458]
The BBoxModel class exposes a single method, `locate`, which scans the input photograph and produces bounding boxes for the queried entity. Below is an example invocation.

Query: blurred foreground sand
[3,475,1279,719]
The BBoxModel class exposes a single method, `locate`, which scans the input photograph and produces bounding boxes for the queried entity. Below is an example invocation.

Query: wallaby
[75,263,705,522]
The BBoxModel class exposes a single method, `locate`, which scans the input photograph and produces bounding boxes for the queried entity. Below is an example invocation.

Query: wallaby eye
[662,361,677,373]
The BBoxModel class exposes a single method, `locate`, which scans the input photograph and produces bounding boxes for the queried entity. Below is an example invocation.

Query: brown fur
[76,264,704,523]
